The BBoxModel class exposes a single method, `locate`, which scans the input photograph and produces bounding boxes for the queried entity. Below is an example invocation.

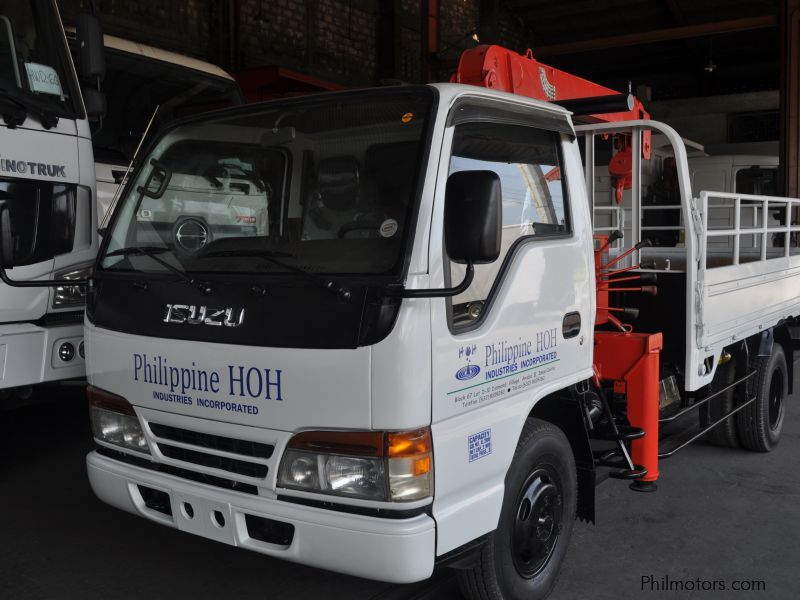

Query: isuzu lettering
[83,46,800,600]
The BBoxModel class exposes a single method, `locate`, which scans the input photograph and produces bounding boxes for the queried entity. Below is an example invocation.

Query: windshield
[90,47,243,164]
[0,0,81,118]
[100,88,434,277]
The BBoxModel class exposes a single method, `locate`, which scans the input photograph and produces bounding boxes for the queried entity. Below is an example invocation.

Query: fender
[528,388,596,523]
[431,372,594,556]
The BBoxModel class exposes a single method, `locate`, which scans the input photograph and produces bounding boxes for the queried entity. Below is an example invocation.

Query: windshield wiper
[0,88,59,129]
[104,246,213,295]
[201,249,351,302]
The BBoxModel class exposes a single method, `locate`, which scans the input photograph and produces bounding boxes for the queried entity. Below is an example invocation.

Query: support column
[305,0,319,68]
[779,0,800,201]
[377,0,402,82]
[420,0,439,83]
[478,0,499,46]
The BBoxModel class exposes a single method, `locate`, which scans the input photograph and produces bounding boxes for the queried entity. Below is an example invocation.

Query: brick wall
[58,0,213,63]
[58,0,531,85]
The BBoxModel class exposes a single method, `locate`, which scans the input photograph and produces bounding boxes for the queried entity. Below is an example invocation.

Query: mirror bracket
[0,264,91,289]
[0,203,91,288]
[384,262,474,298]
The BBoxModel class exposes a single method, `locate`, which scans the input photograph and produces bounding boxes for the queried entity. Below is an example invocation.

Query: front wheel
[457,419,577,600]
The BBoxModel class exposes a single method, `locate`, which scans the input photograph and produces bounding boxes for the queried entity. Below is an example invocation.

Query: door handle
[562,312,581,339]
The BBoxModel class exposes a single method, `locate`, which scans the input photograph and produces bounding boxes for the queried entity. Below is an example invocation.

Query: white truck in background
[64,31,244,223]
[0,1,102,398]
[689,155,784,256]
[691,153,778,197]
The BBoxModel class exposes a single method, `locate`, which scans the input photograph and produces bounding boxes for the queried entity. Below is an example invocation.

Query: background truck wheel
[702,357,739,447]
[736,344,787,452]
[457,418,576,600]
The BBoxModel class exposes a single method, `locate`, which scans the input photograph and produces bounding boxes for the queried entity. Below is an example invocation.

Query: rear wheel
[736,344,788,452]
[457,419,576,600]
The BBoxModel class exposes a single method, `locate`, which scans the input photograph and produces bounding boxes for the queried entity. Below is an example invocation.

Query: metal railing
[593,205,626,233]
[700,191,800,267]
[579,121,693,270]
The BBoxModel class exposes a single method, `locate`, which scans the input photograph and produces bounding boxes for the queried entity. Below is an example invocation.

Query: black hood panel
[87,273,400,349]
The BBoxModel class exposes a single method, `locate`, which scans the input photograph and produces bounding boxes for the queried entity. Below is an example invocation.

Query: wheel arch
[527,387,596,523]
[745,325,794,394]
[774,324,794,395]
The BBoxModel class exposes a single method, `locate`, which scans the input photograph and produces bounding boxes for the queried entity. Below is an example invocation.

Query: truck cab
[86,83,591,592]
[0,0,98,393]
[689,154,779,197]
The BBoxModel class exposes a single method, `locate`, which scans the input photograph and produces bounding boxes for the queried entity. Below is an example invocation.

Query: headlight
[278,428,432,502]
[53,266,92,308]
[88,386,149,454]
[280,450,386,499]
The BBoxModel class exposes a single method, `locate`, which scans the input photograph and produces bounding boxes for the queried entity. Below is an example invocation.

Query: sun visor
[447,98,575,138]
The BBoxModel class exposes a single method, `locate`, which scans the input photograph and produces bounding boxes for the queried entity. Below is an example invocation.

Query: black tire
[703,358,739,447]
[736,344,788,452]
[457,419,576,600]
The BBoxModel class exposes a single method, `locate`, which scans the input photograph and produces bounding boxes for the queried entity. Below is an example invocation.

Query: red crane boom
[453,44,651,203]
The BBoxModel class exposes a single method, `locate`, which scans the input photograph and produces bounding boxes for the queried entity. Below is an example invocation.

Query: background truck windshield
[100,88,433,276]
[91,48,243,165]
[0,0,81,118]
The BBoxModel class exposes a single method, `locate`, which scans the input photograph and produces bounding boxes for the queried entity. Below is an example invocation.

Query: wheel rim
[511,466,563,579]
[768,369,785,431]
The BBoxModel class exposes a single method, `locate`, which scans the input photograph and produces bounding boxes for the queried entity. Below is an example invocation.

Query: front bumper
[0,321,84,390]
[87,450,436,583]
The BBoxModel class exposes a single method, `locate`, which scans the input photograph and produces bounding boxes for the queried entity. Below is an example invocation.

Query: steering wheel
[337,220,383,238]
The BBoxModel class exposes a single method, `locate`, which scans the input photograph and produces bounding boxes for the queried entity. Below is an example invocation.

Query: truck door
[428,102,594,554]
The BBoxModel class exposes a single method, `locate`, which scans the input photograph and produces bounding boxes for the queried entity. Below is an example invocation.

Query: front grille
[149,423,273,459]
[147,421,274,483]
[97,447,258,495]
[36,311,85,327]
[158,443,269,479]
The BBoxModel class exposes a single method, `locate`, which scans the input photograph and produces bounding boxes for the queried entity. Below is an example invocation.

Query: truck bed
[694,191,800,360]
[578,121,800,391]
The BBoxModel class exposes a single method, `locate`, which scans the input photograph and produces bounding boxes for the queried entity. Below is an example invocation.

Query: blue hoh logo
[456,364,480,381]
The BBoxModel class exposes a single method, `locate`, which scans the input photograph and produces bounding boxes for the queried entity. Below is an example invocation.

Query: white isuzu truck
[75,50,799,600]
[0,1,102,396]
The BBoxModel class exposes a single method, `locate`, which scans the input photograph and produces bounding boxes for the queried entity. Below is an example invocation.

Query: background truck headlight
[88,386,149,454]
[278,428,432,502]
[53,265,92,308]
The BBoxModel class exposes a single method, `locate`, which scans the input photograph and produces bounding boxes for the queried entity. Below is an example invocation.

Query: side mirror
[82,87,107,121]
[0,202,91,288]
[77,13,105,81]
[444,170,502,264]
[0,202,17,269]
[384,170,502,299]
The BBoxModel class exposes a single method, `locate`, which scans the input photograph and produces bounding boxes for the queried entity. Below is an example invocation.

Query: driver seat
[302,155,361,240]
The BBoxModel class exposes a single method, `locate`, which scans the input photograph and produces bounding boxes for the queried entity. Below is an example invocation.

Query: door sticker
[468,429,492,463]
[448,328,559,410]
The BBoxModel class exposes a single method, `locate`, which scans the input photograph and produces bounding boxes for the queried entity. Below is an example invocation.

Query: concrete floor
[1,363,798,600]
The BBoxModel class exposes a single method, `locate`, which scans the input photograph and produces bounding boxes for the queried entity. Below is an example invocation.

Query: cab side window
[447,122,570,328]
